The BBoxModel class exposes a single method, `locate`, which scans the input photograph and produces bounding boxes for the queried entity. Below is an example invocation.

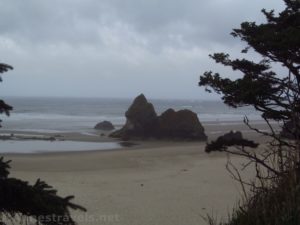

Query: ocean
[0,96,262,134]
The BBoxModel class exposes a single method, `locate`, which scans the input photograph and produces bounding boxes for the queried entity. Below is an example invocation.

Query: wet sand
[2,121,272,225]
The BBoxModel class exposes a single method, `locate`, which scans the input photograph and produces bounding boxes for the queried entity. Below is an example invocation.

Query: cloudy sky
[0,0,285,100]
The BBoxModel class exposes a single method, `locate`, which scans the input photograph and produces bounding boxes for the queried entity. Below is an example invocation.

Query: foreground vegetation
[214,170,300,225]
[200,0,300,224]
[0,63,85,224]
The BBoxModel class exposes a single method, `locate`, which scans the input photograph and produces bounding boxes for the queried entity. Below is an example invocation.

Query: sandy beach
[1,0,292,223]
[0,122,271,225]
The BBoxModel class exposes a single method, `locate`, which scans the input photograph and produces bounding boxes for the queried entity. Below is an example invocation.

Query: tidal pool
[0,140,121,154]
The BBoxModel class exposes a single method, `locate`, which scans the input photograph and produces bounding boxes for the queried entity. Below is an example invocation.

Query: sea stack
[158,108,207,140]
[94,121,115,131]
[110,94,158,138]
[110,94,207,141]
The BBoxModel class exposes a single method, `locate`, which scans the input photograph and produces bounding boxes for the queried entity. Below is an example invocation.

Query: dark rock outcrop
[110,94,207,141]
[110,94,158,138]
[94,121,115,131]
[158,108,207,140]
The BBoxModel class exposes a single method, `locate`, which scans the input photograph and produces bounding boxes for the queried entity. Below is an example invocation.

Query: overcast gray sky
[0,0,285,100]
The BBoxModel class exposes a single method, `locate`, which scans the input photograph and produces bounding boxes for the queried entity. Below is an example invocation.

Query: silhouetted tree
[0,63,86,225]
[199,0,300,176]
[0,63,13,127]
[199,1,300,224]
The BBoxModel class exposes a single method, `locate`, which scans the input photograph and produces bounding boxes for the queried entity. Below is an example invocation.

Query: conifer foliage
[199,1,300,224]
[199,0,300,166]
[0,63,86,225]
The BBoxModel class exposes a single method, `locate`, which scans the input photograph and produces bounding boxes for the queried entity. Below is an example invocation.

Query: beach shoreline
[0,120,276,154]
[7,141,256,225]
[0,121,272,225]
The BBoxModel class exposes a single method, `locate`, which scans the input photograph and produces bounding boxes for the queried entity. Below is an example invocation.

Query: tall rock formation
[110,94,207,141]
[110,94,158,138]
[158,108,207,140]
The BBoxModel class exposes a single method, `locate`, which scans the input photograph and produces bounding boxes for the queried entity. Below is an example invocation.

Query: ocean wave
[2,97,262,133]
[198,113,262,122]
